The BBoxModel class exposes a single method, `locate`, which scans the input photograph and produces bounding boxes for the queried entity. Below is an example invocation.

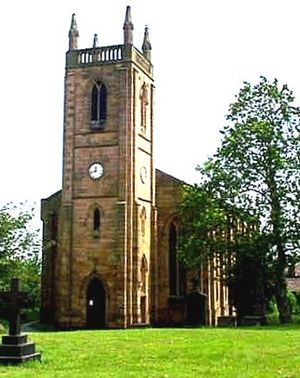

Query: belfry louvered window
[91,82,107,129]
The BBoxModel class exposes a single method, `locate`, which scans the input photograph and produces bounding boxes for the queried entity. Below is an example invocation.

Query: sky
[1,0,300,229]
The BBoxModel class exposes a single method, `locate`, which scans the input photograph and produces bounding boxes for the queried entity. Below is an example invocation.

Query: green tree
[180,77,300,323]
[178,184,272,322]
[0,203,41,317]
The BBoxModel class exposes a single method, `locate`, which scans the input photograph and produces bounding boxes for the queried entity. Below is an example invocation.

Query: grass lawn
[0,326,300,377]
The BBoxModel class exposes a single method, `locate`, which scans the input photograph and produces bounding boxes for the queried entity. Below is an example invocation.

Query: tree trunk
[274,254,291,324]
[274,281,291,324]
[266,163,291,324]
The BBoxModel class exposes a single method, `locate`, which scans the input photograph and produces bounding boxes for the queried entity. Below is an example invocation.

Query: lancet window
[93,208,101,231]
[140,84,148,134]
[91,81,107,128]
[169,222,186,296]
[140,207,146,237]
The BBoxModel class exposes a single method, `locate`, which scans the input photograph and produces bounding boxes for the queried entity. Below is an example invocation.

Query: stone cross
[0,278,41,364]
[0,278,29,336]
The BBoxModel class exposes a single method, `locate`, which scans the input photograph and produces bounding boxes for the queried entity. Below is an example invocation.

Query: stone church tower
[41,7,231,329]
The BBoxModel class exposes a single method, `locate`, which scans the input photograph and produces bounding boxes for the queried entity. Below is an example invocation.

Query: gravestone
[186,291,206,326]
[0,278,41,364]
[217,315,237,327]
[168,297,185,326]
[241,315,263,326]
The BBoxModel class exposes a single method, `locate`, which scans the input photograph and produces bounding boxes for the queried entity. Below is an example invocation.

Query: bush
[266,297,277,314]
[0,318,8,333]
[287,291,300,314]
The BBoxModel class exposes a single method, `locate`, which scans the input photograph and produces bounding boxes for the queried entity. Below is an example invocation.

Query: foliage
[226,236,274,323]
[178,184,272,321]
[0,203,41,317]
[287,291,300,314]
[267,292,300,324]
[179,77,300,323]
[0,318,8,333]
[178,184,227,270]
[0,203,40,261]
[178,184,261,266]
[294,292,300,311]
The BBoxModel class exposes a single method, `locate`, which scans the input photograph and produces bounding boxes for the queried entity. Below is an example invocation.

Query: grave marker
[0,278,41,364]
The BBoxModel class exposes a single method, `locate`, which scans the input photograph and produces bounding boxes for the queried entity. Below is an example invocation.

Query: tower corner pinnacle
[142,26,152,61]
[93,34,99,48]
[123,6,134,45]
[68,13,79,51]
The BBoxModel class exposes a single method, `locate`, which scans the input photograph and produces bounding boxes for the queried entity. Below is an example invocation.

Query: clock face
[140,166,147,183]
[89,162,104,180]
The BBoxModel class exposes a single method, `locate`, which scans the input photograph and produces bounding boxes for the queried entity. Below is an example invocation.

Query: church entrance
[86,277,106,329]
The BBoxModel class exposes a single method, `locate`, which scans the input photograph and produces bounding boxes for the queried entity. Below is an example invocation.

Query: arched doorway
[86,277,106,329]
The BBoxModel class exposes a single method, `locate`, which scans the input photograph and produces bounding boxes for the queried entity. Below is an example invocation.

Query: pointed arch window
[169,222,186,296]
[141,255,148,294]
[140,84,148,134]
[140,207,146,237]
[93,208,101,231]
[91,82,107,129]
[49,212,58,241]
[169,223,177,296]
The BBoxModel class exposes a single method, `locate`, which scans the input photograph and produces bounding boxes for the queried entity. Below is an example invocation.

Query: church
[40,6,231,329]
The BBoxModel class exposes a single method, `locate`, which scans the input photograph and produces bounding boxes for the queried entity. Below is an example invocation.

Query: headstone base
[132,323,150,328]
[0,335,41,364]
